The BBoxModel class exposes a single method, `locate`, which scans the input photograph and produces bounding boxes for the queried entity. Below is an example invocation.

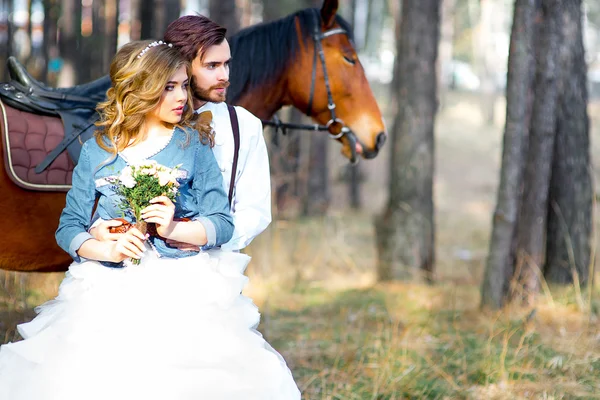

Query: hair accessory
[137,40,174,59]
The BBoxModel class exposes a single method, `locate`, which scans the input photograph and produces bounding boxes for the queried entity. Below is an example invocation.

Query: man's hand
[90,219,128,242]
[165,238,201,252]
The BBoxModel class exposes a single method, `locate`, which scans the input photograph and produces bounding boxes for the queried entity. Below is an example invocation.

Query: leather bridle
[262,10,358,164]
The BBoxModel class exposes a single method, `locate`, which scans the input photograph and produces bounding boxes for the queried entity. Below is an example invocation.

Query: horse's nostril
[376,132,387,150]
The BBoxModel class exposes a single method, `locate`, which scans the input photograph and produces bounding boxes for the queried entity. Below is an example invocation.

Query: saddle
[0,100,75,191]
[0,57,110,188]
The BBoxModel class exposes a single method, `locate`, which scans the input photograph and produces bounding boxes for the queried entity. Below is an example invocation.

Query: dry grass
[256,278,600,399]
[1,91,599,399]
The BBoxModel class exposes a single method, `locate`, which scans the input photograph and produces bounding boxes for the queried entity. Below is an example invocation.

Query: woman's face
[148,65,189,125]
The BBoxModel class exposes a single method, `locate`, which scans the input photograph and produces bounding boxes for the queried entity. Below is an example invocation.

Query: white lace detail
[119,131,174,164]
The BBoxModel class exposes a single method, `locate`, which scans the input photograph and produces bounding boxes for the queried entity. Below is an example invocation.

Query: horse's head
[228,0,386,162]
[287,0,387,161]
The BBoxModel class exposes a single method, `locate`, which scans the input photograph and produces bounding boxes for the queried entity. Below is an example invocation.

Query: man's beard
[192,80,230,104]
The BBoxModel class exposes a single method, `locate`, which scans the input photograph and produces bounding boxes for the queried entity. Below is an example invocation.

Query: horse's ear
[320,0,338,29]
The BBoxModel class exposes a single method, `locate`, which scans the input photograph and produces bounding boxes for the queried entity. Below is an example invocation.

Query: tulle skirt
[0,250,300,400]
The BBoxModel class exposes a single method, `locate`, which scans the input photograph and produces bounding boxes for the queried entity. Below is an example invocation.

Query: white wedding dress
[0,249,301,400]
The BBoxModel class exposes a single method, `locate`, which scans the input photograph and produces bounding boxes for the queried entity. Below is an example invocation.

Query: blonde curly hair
[95,40,214,155]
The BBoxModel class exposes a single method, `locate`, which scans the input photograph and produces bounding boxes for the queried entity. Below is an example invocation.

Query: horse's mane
[227,8,353,104]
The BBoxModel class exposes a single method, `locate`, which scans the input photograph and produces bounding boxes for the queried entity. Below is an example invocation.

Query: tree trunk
[274,110,303,216]
[130,0,142,41]
[348,164,361,209]
[153,0,166,38]
[3,0,14,81]
[103,0,119,73]
[42,0,60,84]
[261,0,283,22]
[347,0,357,26]
[302,133,330,216]
[512,0,561,304]
[480,0,536,309]
[545,0,592,286]
[364,0,385,58]
[164,0,181,35]
[352,0,369,50]
[375,0,440,282]
[57,0,81,86]
[209,0,240,37]
[26,0,34,62]
[390,0,401,92]
[138,0,178,40]
[140,0,155,40]
[89,0,105,80]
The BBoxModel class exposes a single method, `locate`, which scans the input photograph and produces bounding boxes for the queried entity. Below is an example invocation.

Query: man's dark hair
[164,15,227,63]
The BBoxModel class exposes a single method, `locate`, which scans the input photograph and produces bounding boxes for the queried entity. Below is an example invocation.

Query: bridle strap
[306,10,346,131]
[266,10,359,164]
[306,25,346,118]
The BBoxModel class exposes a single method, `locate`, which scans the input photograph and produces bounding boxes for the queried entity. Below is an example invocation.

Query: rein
[262,10,358,164]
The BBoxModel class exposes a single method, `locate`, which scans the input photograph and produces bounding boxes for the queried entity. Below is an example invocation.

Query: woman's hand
[141,196,176,238]
[108,227,147,262]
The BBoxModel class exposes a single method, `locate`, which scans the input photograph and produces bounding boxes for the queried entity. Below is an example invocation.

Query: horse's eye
[343,55,356,65]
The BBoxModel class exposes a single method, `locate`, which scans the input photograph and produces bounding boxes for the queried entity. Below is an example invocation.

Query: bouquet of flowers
[109,160,181,263]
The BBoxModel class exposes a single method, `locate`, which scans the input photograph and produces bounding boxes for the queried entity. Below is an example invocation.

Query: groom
[92,15,271,251]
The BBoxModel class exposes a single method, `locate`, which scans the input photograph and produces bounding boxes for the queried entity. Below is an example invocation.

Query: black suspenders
[226,104,240,207]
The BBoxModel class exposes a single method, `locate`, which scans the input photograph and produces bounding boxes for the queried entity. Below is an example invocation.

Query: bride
[0,40,301,400]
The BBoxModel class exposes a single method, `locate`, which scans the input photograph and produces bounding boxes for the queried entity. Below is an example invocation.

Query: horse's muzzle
[361,131,386,160]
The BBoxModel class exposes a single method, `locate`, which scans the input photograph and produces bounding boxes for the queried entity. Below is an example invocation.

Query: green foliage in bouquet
[108,161,181,265]
[118,172,177,220]
[109,160,180,225]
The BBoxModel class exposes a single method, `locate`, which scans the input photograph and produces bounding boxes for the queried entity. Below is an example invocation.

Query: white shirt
[196,102,272,251]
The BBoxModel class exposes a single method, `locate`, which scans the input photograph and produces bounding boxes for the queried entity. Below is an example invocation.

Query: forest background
[1,0,600,398]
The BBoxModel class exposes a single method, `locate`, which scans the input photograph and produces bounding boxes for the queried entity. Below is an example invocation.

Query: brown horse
[0,0,386,273]
[229,0,386,160]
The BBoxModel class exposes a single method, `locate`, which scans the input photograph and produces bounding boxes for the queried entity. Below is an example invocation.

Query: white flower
[119,166,136,188]
[169,170,181,185]
[141,165,158,176]
[133,160,159,177]
[157,170,172,186]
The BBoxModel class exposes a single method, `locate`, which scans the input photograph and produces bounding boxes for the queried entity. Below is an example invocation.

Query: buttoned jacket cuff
[69,232,94,262]
[194,217,216,248]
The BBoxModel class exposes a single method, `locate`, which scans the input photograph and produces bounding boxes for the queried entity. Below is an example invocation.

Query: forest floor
[1,91,599,399]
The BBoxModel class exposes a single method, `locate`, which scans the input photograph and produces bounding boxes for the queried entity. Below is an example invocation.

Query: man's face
[191,40,231,105]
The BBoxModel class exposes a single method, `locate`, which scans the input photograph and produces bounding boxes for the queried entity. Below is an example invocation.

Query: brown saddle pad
[0,99,73,191]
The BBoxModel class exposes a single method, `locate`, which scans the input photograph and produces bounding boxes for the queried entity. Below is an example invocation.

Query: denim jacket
[55,126,234,264]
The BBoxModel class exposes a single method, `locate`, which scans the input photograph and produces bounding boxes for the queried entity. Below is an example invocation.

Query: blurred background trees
[481,0,592,308]
[3,2,600,396]
[1,0,599,309]
[375,0,440,282]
